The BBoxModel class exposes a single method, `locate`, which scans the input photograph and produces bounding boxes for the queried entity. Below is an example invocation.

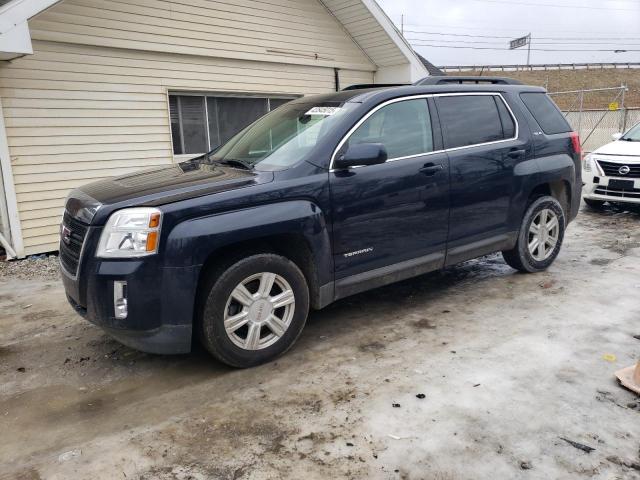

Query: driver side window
[348,98,434,160]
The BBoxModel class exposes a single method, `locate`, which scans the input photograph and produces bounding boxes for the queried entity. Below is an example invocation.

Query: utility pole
[527,33,532,66]
[401,14,404,35]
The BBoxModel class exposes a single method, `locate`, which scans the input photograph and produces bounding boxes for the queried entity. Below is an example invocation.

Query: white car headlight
[583,153,593,172]
[97,207,162,258]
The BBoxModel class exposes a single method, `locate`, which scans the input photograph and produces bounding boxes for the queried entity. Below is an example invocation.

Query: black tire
[583,198,606,210]
[502,196,566,273]
[198,253,309,368]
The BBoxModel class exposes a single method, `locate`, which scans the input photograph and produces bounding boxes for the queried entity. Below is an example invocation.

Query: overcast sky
[376,0,640,67]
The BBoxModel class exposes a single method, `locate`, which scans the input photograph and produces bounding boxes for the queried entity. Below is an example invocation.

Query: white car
[583,122,640,209]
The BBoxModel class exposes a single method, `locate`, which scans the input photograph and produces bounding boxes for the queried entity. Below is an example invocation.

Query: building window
[169,94,295,155]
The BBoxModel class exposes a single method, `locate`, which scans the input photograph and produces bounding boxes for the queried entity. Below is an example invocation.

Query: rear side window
[436,95,509,149]
[520,92,571,134]
[348,98,434,159]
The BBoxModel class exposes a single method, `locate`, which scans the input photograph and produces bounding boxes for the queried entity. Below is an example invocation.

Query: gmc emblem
[61,225,72,245]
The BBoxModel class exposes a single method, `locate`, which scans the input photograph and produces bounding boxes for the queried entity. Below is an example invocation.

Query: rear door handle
[419,163,443,176]
[507,149,526,159]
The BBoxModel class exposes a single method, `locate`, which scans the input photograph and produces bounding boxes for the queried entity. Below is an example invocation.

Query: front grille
[597,160,640,179]
[60,212,89,276]
[594,186,640,199]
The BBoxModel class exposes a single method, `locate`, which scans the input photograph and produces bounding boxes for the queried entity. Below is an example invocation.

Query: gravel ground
[0,254,60,281]
[1,203,639,480]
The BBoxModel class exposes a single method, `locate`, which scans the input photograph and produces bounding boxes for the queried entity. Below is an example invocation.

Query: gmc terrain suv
[60,77,582,367]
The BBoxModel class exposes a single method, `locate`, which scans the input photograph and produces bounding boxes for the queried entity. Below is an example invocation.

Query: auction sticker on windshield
[305,107,342,116]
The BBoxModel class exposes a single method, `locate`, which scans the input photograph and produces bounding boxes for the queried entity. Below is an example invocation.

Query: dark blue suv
[60,77,582,367]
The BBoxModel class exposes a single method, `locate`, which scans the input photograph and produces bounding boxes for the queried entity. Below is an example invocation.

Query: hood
[593,139,640,157]
[65,159,273,225]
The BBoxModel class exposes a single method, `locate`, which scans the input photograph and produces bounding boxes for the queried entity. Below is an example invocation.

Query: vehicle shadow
[304,253,515,342]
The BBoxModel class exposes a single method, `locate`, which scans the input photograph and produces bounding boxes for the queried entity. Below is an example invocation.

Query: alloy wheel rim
[528,208,560,261]
[224,272,295,350]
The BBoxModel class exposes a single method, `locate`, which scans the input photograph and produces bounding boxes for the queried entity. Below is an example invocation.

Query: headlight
[97,207,162,258]
[583,153,593,172]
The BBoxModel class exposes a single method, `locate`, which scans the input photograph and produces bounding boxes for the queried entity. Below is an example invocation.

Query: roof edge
[0,0,61,58]
[359,0,428,81]
[0,0,61,33]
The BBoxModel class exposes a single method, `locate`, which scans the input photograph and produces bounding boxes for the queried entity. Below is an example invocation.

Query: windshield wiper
[621,137,638,142]
[216,159,254,170]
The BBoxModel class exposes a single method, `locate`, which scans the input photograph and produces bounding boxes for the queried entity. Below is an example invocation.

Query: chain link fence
[547,86,638,152]
[561,108,640,152]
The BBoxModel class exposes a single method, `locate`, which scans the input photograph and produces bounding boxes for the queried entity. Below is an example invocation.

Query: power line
[522,41,640,45]
[404,29,640,41]
[404,29,512,39]
[401,21,640,35]
[470,0,640,11]
[409,42,640,52]
[405,37,640,46]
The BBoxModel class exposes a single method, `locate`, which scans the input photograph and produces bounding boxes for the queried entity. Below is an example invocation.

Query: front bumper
[66,294,192,354]
[583,173,640,204]
[61,227,200,354]
[583,155,640,204]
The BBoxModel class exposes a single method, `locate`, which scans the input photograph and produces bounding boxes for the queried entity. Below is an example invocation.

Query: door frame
[327,91,522,299]
[329,92,520,172]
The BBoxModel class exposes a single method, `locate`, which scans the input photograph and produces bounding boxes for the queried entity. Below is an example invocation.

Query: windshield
[621,123,640,142]
[206,101,357,170]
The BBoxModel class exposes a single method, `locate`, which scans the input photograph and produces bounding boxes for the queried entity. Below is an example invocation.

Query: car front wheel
[502,195,566,273]
[198,254,309,368]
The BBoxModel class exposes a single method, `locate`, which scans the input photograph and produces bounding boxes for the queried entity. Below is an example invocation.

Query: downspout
[0,96,24,259]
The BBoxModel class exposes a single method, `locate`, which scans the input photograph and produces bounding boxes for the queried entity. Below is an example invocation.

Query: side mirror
[612,132,623,141]
[333,143,388,170]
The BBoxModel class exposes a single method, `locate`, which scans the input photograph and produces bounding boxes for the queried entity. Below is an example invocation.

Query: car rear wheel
[502,196,566,273]
[198,254,309,368]
[584,198,606,210]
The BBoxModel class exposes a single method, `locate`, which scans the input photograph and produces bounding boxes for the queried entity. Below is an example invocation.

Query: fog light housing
[114,281,128,319]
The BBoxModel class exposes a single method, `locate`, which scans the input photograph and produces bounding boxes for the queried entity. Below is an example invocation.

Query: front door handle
[419,163,443,176]
[507,149,526,159]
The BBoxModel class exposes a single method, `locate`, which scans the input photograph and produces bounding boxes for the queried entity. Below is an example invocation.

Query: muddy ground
[1,204,639,480]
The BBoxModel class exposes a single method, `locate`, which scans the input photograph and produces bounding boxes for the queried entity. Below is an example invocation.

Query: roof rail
[414,76,522,86]
[342,83,409,91]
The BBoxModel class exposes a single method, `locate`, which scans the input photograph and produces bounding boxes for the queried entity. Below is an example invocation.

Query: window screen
[170,94,295,155]
[207,97,220,149]
[217,97,268,145]
[520,92,571,135]
[169,96,183,155]
[269,98,292,110]
[179,96,207,154]
[436,95,505,149]
[348,99,433,159]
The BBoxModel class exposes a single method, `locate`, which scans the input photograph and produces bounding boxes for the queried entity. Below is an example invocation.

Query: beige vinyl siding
[29,0,375,71]
[1,36,373,255]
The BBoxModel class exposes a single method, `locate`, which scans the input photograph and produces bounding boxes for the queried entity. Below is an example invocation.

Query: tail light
[570,132,582,160]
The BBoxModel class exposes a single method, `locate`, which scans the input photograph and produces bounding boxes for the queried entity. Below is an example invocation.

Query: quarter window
[169,94,295,155]
[436,95,511,149]
[520,92,571,135]
[347,99,434,159]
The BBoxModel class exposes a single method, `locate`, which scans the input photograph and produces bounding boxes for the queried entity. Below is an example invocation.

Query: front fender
[163,200,333,286]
